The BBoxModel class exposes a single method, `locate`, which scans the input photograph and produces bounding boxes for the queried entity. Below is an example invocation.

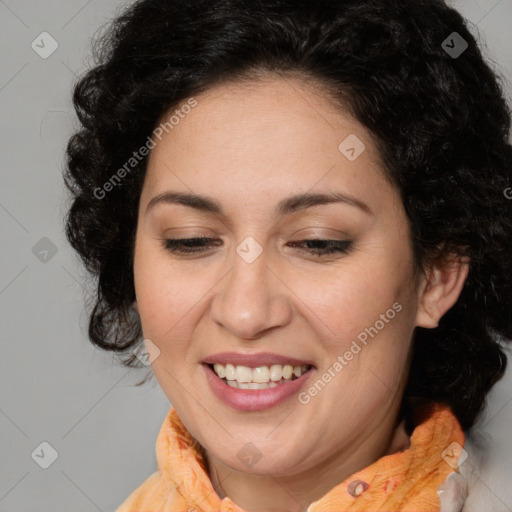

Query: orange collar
[118,403,465,512]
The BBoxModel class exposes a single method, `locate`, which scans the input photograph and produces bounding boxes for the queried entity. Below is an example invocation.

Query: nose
[210,246,293,341]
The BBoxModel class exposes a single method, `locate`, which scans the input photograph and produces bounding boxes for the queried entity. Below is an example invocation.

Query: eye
[288,239,353,256]
[163,236,221,254]
[162,237,353,256]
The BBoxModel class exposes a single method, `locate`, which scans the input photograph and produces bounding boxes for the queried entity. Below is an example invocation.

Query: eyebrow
[145,190,373,217]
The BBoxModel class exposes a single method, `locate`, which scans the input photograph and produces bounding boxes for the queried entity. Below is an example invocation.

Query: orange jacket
[116,403,465,511]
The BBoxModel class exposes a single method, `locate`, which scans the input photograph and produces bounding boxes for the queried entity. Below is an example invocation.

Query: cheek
[293,250,415,394]
[133,237,192,340]
[297,257,411,342]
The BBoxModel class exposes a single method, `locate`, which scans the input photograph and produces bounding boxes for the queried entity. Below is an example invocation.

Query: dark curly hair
[64,0,512,430]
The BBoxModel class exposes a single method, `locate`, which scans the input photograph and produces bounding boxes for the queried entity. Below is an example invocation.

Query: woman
[64,0,512,510]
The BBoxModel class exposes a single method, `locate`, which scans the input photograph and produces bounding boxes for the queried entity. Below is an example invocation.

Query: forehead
[142,75,398,218]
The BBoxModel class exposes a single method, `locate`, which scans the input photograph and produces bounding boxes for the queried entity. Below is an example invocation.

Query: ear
[132,300,139,313]
[415,255,470,329]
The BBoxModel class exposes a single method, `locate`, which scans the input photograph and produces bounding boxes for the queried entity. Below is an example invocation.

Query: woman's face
[133,75,425,477]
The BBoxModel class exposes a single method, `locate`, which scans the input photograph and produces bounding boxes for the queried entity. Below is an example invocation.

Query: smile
[202,354,315,411]
[209,363,312,389]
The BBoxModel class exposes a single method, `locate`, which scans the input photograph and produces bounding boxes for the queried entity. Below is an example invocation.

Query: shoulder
[115,470,167,512]
[440,344,512,512]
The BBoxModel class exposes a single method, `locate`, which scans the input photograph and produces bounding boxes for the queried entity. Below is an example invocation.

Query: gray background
[1,1,511,511]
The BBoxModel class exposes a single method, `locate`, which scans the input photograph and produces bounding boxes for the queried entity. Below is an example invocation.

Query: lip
[202,363,314,412]
[202,351,315,368]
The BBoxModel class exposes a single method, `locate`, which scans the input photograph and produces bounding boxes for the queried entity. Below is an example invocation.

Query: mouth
[206,362,313,390]
[201,356,315,412]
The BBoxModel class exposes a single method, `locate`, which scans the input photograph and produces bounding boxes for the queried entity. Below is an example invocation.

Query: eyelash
[163,236,353,257]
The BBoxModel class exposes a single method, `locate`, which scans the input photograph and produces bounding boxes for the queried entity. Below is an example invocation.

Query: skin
[133,74,469,512]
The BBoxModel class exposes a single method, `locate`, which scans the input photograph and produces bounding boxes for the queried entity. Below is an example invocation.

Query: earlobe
[415,256,470,329]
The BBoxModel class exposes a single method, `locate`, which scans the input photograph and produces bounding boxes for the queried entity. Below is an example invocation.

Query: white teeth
[225,364,236,381]
[269,364,283,381]
[239,382,269,390]
[252,366,270,383]
[235,365,253,383]
[214,363,225,379]
[237,380,292,389]
[210,362,311,384]
[282,364,293,380]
